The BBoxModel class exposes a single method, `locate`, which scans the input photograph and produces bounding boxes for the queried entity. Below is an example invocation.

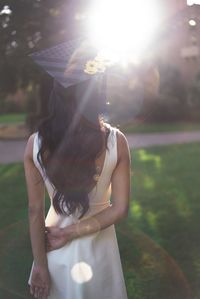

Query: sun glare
[187,0,200,5]
[71,262,93,283]
[87,0,161,64]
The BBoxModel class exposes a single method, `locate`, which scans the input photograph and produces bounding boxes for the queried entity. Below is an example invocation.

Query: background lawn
[121,121,200,134]
[0,113,26,125]
[0,114,200,134]
[0,143,200,298]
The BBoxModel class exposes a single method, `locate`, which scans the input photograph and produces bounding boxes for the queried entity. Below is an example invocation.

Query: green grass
[0,113,26,124]
[117,143,200,299]
[0,143,200,298]
[121,121,200,134]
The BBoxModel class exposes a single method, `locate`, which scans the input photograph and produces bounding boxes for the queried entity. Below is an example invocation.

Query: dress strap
[33,132,55,199]
[105,124,119,168]
[33,132,45,178]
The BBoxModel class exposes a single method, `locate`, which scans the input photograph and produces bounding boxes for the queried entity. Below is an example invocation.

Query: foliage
[140,63,189,122]
[0,98,21,114]
[108,62,198,124]
[107,64,160,125]
[186,72,200,121]
[1,1,200,125]
[0,0,91,127]
[0,0,85,96]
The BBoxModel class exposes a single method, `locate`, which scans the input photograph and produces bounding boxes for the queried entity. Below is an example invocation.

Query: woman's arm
[24,134,47,266]
[24,134,50,298]
[46,131,131,249]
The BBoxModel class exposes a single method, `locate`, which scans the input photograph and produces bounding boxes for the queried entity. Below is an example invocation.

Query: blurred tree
[142,63,189,122]
[0,0,86,129]
[159,63,187,106]
[0,0,83,92]
[107,64,160,125]
[187,71,200,121]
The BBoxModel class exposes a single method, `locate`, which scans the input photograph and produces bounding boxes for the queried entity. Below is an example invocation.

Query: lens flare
[87,0,161,64]
[71,262,93,283]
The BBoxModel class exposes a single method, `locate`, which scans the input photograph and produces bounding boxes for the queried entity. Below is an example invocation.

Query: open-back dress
[28,124,128,299]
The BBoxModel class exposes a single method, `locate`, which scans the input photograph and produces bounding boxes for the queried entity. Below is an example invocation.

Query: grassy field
[0,143,200,298]
[0,113,200,134]
[0,113,26,124]
[121,121,200,134]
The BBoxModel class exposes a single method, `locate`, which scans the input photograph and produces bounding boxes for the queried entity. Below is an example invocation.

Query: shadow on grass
[117,222,192,299]
[0,218,192,299]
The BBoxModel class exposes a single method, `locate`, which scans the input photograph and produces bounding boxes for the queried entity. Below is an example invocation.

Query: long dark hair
[37,80,109,219]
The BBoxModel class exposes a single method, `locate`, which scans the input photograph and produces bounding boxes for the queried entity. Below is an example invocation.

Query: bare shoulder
[116,129,129,148]
[24,133,37,161]
[116,129,130,162]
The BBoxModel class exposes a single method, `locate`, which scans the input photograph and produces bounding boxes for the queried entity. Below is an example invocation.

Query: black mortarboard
[29,38,111,124]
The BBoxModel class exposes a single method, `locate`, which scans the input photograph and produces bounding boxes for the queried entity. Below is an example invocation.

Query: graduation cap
[29,38,113,124]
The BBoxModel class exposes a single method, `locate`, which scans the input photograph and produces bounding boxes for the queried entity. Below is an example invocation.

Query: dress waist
[89,200,110,206]
[45,201,111,227]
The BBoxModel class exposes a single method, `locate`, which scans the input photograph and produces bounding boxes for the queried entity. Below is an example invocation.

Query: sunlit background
[86,0,161,65]
[1,1,200,299]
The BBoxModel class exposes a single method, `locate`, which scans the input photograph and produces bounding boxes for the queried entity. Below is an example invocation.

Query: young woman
[24,69,131,298]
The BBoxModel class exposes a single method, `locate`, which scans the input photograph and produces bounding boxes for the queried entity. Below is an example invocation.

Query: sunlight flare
[87,0,161,64]
[71,262,93,283]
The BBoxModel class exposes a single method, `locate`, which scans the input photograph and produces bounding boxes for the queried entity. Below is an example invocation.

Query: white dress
[28,124,128,299]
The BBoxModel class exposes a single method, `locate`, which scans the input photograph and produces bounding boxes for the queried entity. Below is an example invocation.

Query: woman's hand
[45,226,74,252]
[30,265,51,299]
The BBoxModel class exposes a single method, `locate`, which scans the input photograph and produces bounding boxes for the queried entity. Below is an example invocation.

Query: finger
[38,287,44,299]
[34,286,39,298]
[46,286,50,296]
[45,226,56,232]
[47,232,59,238]
[46,239,54,251]
[47,234,56,240]
[30,285,34,295]
[33,286,37,298]
[43,287,49,299]
[47,245,53,252]
[46,246,52,252]
[31,285,39,298]
[46,230,56,238]
[46,239,52,249]
[47,237,57,247]
[49,241,58,250]
[37,288,42,299]
[47,227,63,237]
[45,226,51,232]
[41,294,47,299]
[47,243,57,251]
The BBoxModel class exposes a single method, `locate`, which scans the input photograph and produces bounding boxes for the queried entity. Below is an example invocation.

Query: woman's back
[33,124,118,221]
[28,124,128,299]
[26,40,130,299]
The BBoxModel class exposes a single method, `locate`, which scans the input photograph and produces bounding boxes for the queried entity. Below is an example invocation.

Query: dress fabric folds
[28,125,128,299]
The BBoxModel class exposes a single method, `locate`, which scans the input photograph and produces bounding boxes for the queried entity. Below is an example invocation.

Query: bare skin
[24,127,131,299]
[24,133,51,299]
